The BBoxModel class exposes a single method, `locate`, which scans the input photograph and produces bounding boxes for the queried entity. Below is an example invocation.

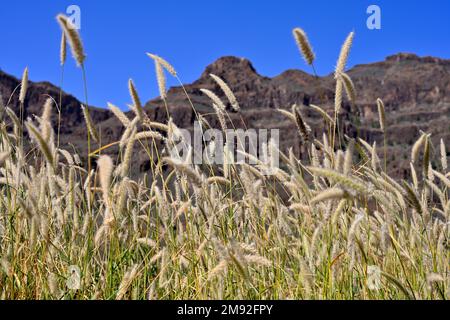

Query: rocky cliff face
[1,53,449,177]
[0,69,112,157]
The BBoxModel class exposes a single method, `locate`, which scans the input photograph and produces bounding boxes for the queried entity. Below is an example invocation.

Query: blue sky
[0,0,449,109]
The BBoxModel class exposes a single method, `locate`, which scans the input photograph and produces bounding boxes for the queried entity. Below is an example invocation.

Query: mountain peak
[385,52,449,64]
[386,53,420,61]
[200,56,260,80]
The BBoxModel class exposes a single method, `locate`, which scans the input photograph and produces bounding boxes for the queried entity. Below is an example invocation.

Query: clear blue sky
[1,0,449,109]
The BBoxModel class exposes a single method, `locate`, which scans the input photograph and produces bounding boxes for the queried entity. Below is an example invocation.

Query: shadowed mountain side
[1,52,449,177]
[143,53,449,177]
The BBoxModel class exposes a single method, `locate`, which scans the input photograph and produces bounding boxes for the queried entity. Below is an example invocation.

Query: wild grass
[0,17,448,300]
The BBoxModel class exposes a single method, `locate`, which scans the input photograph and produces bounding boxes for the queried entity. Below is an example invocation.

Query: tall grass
[0,18,448,300]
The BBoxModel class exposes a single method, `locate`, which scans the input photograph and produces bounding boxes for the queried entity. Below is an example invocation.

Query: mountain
[0,69,112,157]
[1,53,449,177]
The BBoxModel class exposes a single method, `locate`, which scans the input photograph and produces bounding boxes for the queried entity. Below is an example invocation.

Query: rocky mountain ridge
[1,52,449,177]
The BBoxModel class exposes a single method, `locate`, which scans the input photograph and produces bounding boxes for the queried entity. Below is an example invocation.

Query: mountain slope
[1,53,448,177]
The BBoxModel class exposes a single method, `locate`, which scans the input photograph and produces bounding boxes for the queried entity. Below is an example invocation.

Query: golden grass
[0,18,448,301]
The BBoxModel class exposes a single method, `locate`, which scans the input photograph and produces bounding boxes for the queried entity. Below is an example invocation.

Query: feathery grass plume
[108,102,130,127]
[292,28,315,65]
[0,258,12,276]
[41,98,53,124]
[197,113,212,130]
[59,149,74,165]
[358,138,373,154]
[41,98,53,141]
[206,176,230,185]
[402,181,423,215]
[432,170,450,189]
[334,80,343,114]
[425,180,446,209]
[347,213,364,251]
[289,203,311,215]
[426,273,444,291]
[137,238,157,248]
[163,157,203,186]
[128,79,144,121]
[81,104,99,143]
[97,155,114,208]
[371,141,380,171]
[228,251,249,281]
[116,264,139,300]
[410,162,419,190]
[60,31,67,66]
[331,199,348,226]
[143,119,169,132]
[68,166,76,227]
[134,130,165,142]
[154,62,167,99]
[149,249,165,264]
[309,104,334,125]
[208,260,228,281]
[212,103,227,133]
[333,150,343,171]
[146,53,177,77]
[19,67,29,103]
[200,88,227,112]
[276,108,296,122]
[335,31,354,78]
[343,139,354,176]
[121,128,136,178]
[244,255,271,267]
[0,152,9,167]
[120,117,139,148]
[440,139,447,171]
[48,273,62,299]
[292,105,311,143]
[377,98,386,132]
[56,14,86,66]
[115,178,128,217]
[338,72,356,104]
[26,121,54,167]
[210,74,240,111]
[0,93,4,111]
[307,166,367,194]
[310,188,346,204]
[411,133,427,164]
[422,135,430,178]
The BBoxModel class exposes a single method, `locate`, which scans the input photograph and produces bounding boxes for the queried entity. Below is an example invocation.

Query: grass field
[0,14,448,300]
